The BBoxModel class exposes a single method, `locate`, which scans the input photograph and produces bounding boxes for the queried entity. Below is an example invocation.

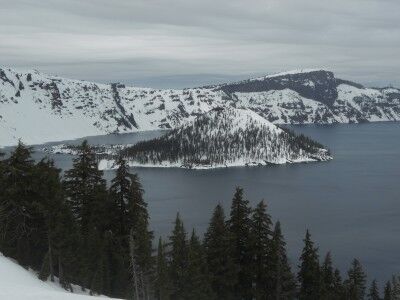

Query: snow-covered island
[98,108,332,170]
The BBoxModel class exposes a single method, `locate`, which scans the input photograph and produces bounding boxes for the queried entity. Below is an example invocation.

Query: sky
[0,0,399,88]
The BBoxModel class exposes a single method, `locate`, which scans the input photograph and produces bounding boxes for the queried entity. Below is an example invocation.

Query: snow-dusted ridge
[99,108,332,170]
[1,67,399,147]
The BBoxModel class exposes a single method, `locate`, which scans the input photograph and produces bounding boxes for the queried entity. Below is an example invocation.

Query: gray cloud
[0,0,399,88]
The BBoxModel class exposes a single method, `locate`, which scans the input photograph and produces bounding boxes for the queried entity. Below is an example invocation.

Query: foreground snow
[0,254,117,300]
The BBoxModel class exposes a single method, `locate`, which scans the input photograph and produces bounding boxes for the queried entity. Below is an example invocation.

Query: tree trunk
[129,229,140,300]
[48,237,54,282]
[276,254,282,300]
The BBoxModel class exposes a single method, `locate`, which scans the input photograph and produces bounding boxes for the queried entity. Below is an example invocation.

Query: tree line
[0,141,397,299]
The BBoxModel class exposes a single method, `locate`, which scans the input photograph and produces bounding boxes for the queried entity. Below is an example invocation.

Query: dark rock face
[0,69,15,87]
[218,70,339,107]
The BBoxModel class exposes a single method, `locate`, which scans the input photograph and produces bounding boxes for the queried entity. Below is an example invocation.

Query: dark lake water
[9,122,400,284]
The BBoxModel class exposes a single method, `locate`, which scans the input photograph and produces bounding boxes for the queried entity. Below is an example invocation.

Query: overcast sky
[0,0,399,88]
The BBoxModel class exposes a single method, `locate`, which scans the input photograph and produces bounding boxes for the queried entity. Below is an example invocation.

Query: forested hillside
[0,141,398,299]
[106,108,332,169]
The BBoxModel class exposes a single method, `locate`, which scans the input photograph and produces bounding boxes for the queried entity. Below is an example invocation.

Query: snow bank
[0,253,116,300]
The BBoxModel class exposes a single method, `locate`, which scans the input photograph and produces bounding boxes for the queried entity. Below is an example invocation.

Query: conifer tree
[155,237,170,300]
[186,230,213,300]
[345,259,367,300]
[34,159,66,282]
[384,281,392,300]
[63,140,108,289]
[0,141,38,267]
[63,140,107,235]
[391,276,400,298]
[228,187,253,300]
[204,204,237,299]
[268,221,297,300]
[298,230,321,300]
[169,213,189,300]
[332,268,345,299]
[251,200,273,299]
[51,201,81,291]
[368,279,380,300]
[320,252,336,299]
[91,230,113,296]
[126,172,153,300]
[109,155,132,236]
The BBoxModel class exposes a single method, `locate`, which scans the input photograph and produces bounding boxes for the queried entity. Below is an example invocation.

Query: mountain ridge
[1,67,399,147]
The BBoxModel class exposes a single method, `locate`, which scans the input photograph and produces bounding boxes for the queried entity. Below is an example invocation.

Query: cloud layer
[1,0,399,88]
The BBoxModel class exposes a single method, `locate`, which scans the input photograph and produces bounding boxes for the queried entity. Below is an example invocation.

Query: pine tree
[186,229,213,300]
[0,141,39,267]
[109,155,132,236]
[251,200,273,299]
[332,268,345,299]
[268,221,297,300]
[368,279,380,300]
[63,140,107,235]
[204,204,237,299]
[391,276,400,299]
[51,201,81,291]
[345,259,367,300]
[63,140,108,289]
[155,237,170,300]
[228,187,253,300]
[126,172,153,300]
[298,230,321,300]
[320,252,336,299]
[384,281,392,300]
[169,213,189,300]
[34,159,66,283]
[91,230,113,296]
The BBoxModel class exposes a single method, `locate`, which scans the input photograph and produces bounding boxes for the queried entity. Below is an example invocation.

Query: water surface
[17,123,400,283]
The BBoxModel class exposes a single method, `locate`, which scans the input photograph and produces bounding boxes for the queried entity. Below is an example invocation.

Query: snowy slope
[0,253,116,300]
[99,107,332,169]
[1,67,399,147]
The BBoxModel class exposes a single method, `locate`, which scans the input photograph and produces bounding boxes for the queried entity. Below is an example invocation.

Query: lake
[19,122,400,283]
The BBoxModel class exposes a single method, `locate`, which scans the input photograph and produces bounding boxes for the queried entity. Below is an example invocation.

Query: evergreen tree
[63,140,108,290]
[268,221,297,300]
[391,276,400,299]
[368,279,380,300]
[155,237,170,300]
[34,159,68,283]
[0,142,39,267]
[91,230,113,296]
[109,155,132,236]
[384,281,392,300]
[204,204,237,299]
[186,229,213,300]
[298,230,321,300]
[169,213,189,300]
[228,187,253,300]
[320,252,336,299]
[51,201,81,291]
[126,172,153,300]
[345,259,367,300]
[332,268,345,299]
[63,140,107,235]
[251,200,273,299]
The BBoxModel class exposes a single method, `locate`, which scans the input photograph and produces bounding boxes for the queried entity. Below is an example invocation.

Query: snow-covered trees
[120,108,332,168]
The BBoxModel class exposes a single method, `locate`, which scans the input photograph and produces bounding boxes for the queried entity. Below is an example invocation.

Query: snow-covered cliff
[1,67,399,146]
